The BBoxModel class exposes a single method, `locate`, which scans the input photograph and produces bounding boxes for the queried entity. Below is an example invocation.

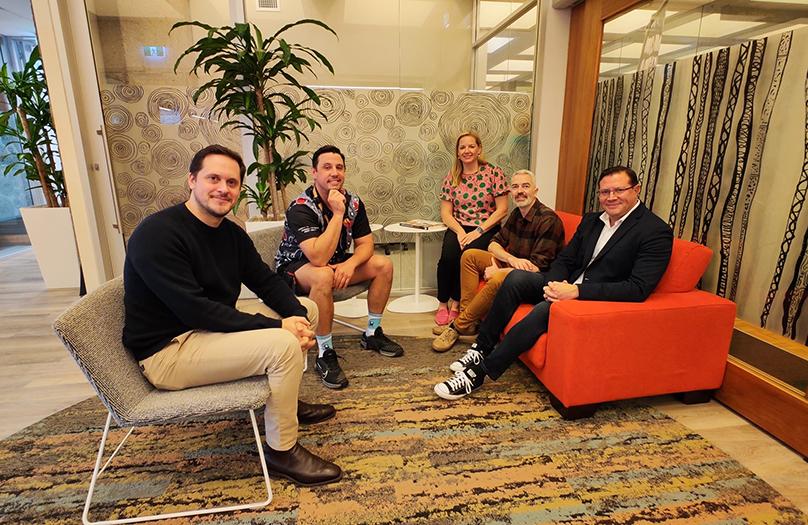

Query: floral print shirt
[439,163,508,226]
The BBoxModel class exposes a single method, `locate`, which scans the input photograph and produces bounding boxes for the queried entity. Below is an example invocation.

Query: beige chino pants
[456,249,512,333]
[140,298,318,451]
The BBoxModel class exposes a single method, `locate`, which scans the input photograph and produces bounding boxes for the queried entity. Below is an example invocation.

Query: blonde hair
[451,132,488,187]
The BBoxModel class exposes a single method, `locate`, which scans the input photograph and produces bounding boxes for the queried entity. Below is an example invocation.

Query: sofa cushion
[555,211,582,245]
[655,238,712,293]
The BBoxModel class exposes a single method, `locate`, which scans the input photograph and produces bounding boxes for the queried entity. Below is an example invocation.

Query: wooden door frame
[556,0,647,213]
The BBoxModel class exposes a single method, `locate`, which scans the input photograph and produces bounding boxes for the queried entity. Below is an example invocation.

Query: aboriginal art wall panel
[587,27,808,343]
[102,86,532,243]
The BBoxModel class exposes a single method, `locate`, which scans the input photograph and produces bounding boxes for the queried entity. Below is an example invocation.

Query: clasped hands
[543,280,579,303]
[281,316,316,351]
[457,229,481,249]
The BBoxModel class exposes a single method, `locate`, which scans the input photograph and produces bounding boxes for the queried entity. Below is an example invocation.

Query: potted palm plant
[0,45,79,288]
[172,19,336,221]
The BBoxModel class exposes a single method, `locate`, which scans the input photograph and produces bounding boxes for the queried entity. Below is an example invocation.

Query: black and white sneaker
[434,363,486,400]
[315,347,348,389]
[449,344,484,372]
[360,327,404,357]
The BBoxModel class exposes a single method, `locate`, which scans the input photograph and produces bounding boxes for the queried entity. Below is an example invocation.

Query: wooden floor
[1,248,807,513]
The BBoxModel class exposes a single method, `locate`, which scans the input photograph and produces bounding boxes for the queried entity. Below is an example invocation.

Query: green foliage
[0,46,66,207]
[172,19,336,220]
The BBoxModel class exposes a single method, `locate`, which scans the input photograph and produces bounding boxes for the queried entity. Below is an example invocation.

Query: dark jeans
[476,270,549,380]
[436,225,500,303]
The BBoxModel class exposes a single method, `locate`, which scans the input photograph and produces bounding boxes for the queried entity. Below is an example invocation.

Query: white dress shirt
[573,200,641,285]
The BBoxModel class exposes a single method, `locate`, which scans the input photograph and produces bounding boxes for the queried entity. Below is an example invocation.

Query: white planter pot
[20,206,80,289]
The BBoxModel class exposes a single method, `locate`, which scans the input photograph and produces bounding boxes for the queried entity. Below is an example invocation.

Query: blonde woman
[435,132,508,326]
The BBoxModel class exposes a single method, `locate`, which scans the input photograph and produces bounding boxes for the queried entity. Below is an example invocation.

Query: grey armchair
[248,224,371,332]
[53,277,272,525]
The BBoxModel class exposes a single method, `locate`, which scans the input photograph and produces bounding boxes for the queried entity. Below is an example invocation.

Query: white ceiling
[0,0,36,37]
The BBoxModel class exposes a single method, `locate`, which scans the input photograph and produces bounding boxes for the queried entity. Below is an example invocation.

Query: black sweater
[122,203,307,361]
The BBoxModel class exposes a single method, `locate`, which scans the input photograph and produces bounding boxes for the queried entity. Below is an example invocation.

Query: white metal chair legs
[82,410,272,524]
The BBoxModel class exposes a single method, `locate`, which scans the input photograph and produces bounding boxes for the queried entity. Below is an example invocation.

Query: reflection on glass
[473,1,537,93]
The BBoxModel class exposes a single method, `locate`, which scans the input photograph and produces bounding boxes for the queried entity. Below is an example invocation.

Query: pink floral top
[440,163,508,226]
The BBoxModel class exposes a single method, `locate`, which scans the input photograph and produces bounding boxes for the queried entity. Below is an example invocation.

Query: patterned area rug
[1,336,805,524]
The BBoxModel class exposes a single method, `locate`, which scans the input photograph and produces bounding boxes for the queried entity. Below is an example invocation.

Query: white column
[30,0,127,290]
[530,1,571,208]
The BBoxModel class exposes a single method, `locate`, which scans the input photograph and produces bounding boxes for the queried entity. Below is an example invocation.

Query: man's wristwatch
[475,226,484,234]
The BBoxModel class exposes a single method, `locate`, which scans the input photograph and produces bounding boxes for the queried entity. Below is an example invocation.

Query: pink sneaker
[448,309,460,323]
[435,306,450,325]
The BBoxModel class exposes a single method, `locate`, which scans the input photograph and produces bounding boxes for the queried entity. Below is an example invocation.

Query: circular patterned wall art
[392,140,426,178]
[418,173,437,193]
[151,140,189,179]
[356,108,382,134]
[113,83,144,103]
[374,158,392,174]
[178,118,199,140]
[128,178,157,205]
[147,87,188,125]
[355,94,369,108]
[116,172,132,187]
[356,136,382,161]
[317,90,346,122]
[156,184,189,209]
[130,157,151,176]
[336,123,356,142]
[100,90,114,105]
[108,134,137,163]
[396,92,432,127]
[430,90,454,110]
[380,202,394,215]
[141,124,163,143]
[369,89,394,107]
[382,142,394,155]
[190,141,204,152]
[187,86,213,108]
[134,112,149,128]
[419,121,438,142]
[104,105,133,134]
[198,115,229,146]
[510,135,530,167]
[119,203,143,232]
[438,94,511,155]
[383,115,395,129]
[427,150,452,175]
[388,126,406,142]
[427,142,439,153]
[368,176,394,202]
[513,113,531,135]
[511,94,530,112]
[497,93,510,104]
[393,183,421,213]
[138,142,151,155]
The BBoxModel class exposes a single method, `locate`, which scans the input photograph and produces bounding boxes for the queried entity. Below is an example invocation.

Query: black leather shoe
[297,400,336,424]
[264,442,343,486]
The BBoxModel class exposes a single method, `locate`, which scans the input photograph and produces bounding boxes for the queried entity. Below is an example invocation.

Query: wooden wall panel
[555,0,646,213]
[556,0,605,213]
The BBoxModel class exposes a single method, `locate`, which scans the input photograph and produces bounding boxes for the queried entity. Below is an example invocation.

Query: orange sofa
[504,211,737,419]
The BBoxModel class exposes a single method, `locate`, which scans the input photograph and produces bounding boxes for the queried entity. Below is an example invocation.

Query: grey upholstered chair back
[249,224,285,272]
[248,224,370,301]
[53,277,153,424]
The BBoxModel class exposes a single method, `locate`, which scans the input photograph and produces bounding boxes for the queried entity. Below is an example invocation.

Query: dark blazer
[545,202,673,302]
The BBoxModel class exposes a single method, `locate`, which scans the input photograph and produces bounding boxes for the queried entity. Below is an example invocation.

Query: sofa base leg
[548,392,597,420]
[676,389,713,405]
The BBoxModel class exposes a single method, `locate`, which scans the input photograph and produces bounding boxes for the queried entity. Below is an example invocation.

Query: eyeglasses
[598,185,637,198]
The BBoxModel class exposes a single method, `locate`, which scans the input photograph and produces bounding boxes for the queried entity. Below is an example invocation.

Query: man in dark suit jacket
[434,166,674,400]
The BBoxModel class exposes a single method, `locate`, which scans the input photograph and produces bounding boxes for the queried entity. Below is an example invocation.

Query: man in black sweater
[123,144,341,486]
[433,166,673,400]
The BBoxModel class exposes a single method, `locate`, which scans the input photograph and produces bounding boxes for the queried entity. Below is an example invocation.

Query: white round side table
[383,222,447,313]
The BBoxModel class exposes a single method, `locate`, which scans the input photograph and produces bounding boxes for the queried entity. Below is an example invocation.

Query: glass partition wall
[589,0,808,429]
[84,0,539,293]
